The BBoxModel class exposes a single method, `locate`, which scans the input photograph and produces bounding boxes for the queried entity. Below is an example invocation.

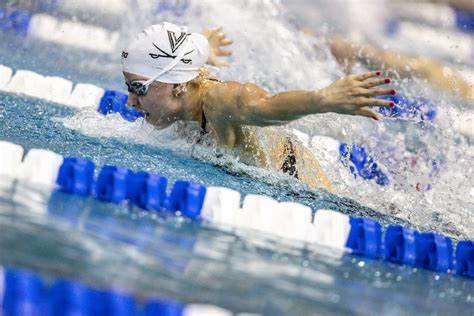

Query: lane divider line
[0,140,473,278]
[0,64,143,121]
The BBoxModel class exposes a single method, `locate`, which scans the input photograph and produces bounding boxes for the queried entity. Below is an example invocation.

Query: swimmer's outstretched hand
[202,26,233,67]
[317,71,395,120]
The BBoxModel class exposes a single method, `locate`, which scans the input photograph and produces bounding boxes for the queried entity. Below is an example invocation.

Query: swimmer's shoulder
[205,81,269,107]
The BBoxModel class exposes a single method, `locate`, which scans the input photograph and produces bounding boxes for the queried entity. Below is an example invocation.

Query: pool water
[0,0,473,315]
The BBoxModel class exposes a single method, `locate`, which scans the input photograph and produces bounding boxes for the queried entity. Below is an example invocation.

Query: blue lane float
[384,225,417,266]
[143,299,184,316]
[456,241,474,278]
[95,165,131,204]
[0,8,31,37]
[56,157,95,196]
[98,90,144,122]
[50,280,92,316]
[415,232,453,273]
[3,269,45,316]
[165,181,207,220]
[56,159,206,220]
[1,267,228,316]
[126,171,168,211]
[346,217,382,259]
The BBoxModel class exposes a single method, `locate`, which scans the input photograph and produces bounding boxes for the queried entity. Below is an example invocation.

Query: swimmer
[121,22,395,191]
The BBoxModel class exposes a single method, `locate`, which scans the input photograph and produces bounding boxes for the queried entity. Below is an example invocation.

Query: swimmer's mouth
[144,112,150,120]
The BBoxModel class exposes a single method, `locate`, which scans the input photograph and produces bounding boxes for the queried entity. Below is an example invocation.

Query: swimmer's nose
[127,93,139,108]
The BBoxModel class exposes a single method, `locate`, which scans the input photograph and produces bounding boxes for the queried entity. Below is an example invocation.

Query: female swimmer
[121,22,395,191]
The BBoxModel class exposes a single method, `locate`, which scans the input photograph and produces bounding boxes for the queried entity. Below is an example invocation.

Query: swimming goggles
[124,26,200,97]
[126,80,149,96]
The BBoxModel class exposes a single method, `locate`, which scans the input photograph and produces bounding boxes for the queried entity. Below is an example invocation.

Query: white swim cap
[121,22,209,84]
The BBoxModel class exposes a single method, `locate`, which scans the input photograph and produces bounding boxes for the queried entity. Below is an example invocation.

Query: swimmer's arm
[329,37,474,105]
[213,71,394,126]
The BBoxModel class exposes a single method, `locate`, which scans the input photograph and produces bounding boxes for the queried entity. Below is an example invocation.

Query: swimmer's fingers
[350,70,382,82]
[216,48,232,56]
[203,27,232,46]
[202,26,220,37]
[220,38,233,46]
[359,88,396,97]
[205,26,223,36]
[357,97,393,108]
[214,59,230,67]
[360,77,391,88]
[353,107,380,121]
[210,26,223,33]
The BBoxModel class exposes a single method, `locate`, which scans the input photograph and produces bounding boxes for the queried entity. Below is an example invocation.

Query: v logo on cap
[149,30,194,63]
[168,30,187,53]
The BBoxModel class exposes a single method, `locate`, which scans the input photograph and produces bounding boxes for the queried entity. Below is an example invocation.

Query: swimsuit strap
[199,77,220,136]
[200,110,208,136]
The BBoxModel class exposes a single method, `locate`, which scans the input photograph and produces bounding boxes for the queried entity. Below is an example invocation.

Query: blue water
[1,0,474,315]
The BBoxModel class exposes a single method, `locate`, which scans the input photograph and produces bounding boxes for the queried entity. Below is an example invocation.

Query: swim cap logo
[168,30,187,53]
[122,51,128,58]
[149,30,194,64]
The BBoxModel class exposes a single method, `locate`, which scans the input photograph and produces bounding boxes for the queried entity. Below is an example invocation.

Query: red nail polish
[390,89,396,95]
[384,78,391,84]
[372,116,379,121]
[376,71,382,76]
[389,101,395,107]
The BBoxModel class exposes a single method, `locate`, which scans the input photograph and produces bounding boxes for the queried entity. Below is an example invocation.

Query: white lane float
[200,186,241,227]
[241,194,280,234]
[307,209,351,251]
[18,148,63,186]
[27,13,119,53]
[0,65,13,89]
[0,141,24,178]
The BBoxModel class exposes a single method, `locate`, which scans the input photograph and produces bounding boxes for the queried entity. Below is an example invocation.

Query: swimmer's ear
[172,83,187,98]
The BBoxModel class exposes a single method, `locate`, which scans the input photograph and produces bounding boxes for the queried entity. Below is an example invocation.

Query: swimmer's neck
[181,78,217,123]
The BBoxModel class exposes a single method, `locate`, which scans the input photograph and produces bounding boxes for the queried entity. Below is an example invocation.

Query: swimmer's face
[123,72,183,129]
